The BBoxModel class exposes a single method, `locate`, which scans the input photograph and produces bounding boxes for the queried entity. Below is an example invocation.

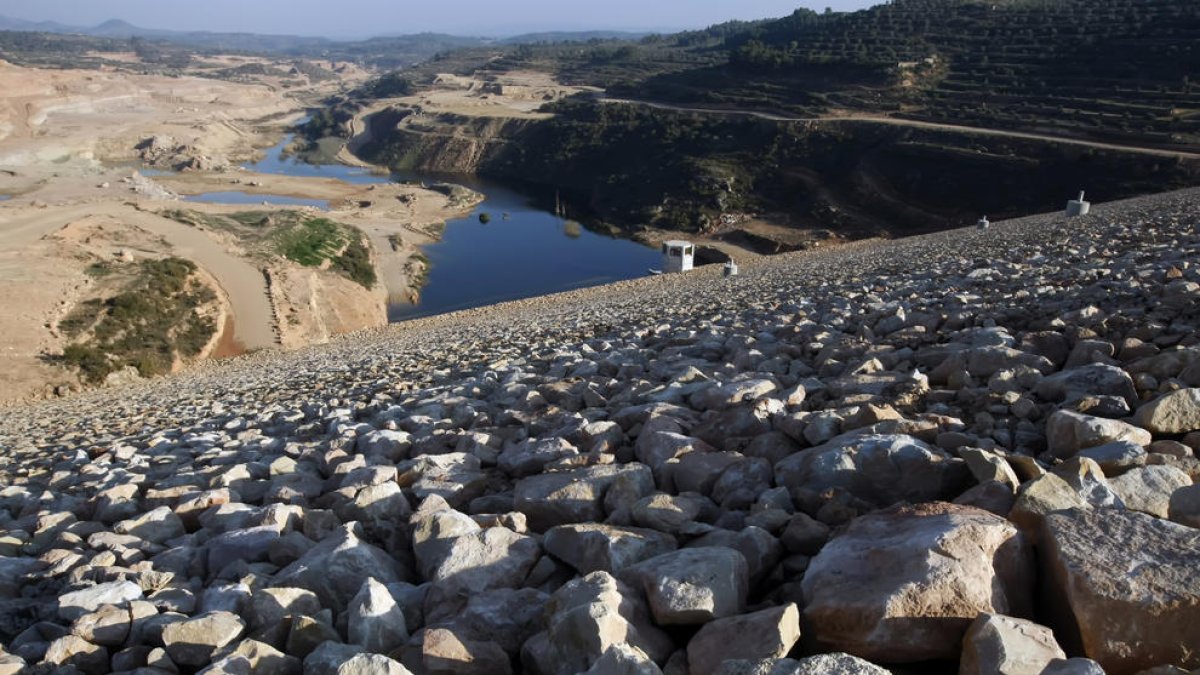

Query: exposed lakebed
[191,130,661,321]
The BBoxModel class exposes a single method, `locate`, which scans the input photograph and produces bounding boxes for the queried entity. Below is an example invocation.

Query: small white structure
[724,259,739,277]
[1066,191,1091,217]
[977,215,990,230]
[661,240,695,274]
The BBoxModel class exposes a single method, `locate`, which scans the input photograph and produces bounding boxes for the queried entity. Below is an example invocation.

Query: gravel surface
[1,186,1198,674]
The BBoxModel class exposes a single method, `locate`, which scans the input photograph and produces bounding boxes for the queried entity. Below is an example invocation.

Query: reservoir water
[197,131,661,321]
[185,191,330,209]
[388,175,661,321]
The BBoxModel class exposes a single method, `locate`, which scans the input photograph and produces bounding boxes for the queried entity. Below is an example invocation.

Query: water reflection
[389,176,659,321]
[184,191,329,209]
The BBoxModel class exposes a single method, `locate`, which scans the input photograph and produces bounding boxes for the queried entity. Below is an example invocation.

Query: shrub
[332,237,377,288]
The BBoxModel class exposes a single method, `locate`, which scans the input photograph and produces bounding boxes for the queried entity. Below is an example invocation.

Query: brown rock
[1009,473,1088,536]
[802,503,1033,662]
[1045,411,1151,459]
[1040,508,1200,674]
[1135,389,1200,434]
[422,627,512,675]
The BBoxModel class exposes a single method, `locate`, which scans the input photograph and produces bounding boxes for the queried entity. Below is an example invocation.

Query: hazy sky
[0,1,879,38]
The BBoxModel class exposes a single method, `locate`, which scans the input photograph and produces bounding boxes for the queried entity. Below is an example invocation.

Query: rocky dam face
[2,188,1200,674]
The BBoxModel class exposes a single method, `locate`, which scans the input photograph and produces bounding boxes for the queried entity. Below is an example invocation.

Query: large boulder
[515,464,653,532]
[207,526,281,576]
[581,644,663,675]
[161,611,245,667]
[58,581,143,621]
[42,634,107,674]
[431,587,549,657]
[272,524,406,611]
[686,604,802,675]
[801,503,1033,662]
[1135,389,1200,434]
[960,613,1067,675]
[526,571,673,675]
[419,526,541,594]
[1009,474,1089,535]
[348,578,408,655]
[1168,484,1200,527]
[1045,411,1151,459]
[420,627,512,675]
[1109,465,1193,518]
[543,524,677,574]
[203,639,301,675]
[623,547,749,626]
[1036,365,1139,409]
[498,437,580,478]
[113,506,185,544]
[1040,508,1200,674]
[773,433,969,507]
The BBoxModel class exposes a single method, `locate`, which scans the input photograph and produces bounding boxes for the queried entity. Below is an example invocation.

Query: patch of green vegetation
[478,212,491,224]
[59,298,105,338]
[227,211,277,228]
[57,257,218,384]
[331,236,377,289]
[84,262,114,278]
[159,208,233,230]
[273,216,348,267]
[161,209,378,288]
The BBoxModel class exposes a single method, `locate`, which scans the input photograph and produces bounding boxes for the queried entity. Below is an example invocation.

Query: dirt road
[1,202,279,350]
[598,97,1200,160]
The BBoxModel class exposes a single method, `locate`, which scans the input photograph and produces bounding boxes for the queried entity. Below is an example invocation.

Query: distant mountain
[0,14,334,52]
[87,18,180,39]
[0,14,493,59]
[0,15,78,33]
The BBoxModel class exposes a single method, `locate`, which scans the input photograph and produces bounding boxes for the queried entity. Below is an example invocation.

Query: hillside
[588,0,1200,149]
[1,188,1199,673]
[341,0,1200,251]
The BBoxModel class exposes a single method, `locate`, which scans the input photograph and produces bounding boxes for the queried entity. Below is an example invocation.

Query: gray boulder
[774,433,969,507]
[959,613,1066,675]
[527,571,673,675]
[1109,465,1193,518]
[515,464,653,532]
[273,524,407,611]
[347,578,408,655]
[623,547,749,626]
[686,604,802,675]
[162,611,245,667]
[544,523,677,574]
